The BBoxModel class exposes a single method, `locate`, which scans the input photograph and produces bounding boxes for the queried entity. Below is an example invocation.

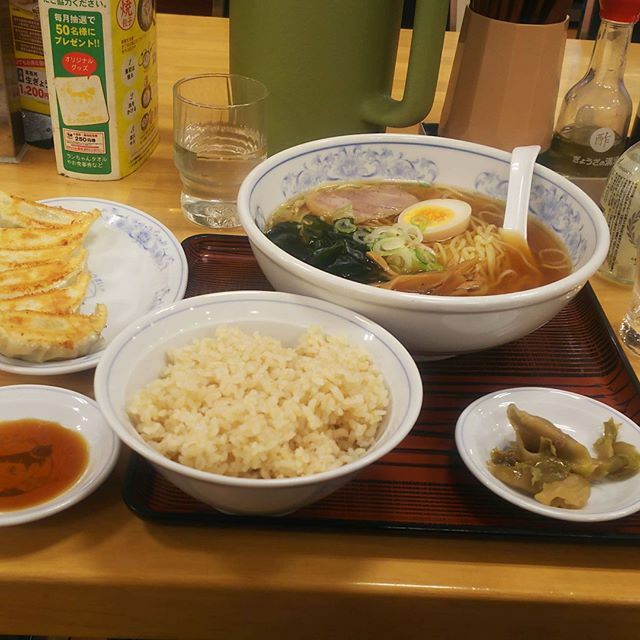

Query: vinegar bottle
[627,107,640,148]
[539,0,640,203]
[598,140,640,283]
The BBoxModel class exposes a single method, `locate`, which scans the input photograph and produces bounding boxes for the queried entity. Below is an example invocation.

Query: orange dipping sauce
[0,418,89,511]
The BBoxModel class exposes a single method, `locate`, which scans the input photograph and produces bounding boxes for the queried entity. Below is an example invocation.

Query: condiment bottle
[598,140,640,283]
[627,102,640,148]
[539,0,640,203]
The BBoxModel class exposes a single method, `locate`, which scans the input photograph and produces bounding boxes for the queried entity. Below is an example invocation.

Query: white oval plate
[455,387,640,522]
[0,197,188,375]
[0,384,120,526]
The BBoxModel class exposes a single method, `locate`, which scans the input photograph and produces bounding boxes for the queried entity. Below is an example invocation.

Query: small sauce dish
[0,384,119,526]
[455,387,640,522]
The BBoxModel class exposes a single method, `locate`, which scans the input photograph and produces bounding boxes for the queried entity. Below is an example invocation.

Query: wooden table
[1,15,639,640]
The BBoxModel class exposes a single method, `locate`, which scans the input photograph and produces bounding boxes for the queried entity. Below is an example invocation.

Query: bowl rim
[237,133,610,312]
[94,290,424,488]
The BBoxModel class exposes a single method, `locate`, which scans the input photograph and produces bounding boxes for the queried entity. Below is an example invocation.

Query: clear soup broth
[266,181,571,296]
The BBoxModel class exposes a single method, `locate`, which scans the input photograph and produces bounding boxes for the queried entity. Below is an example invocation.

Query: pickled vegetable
[506,404,596,477]
[487,405,640,510]
[534,474,591,509]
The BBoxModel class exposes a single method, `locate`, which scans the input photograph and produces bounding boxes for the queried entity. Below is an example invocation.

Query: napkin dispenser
[0,0,25,162]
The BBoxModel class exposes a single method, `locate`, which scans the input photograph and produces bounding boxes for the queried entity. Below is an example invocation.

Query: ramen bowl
[94,291,423,516]
[237,133,610,358]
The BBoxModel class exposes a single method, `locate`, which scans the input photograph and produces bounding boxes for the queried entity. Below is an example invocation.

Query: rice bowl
[94,291,423,516]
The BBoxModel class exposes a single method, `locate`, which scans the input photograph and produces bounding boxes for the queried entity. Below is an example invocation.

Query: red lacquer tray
[123,234,640,541]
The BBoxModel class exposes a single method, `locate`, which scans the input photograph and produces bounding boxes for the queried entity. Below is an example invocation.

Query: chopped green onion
[414,246,443,271]
[361,222,443,274]
[353,228,371,244]
[334,217,357,234]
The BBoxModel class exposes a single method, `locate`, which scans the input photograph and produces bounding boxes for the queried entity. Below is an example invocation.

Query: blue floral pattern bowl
[239,134,609,358]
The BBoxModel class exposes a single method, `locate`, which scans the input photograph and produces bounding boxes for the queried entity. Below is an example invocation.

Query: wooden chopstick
[468,0,568,23]
[545,0,572,23]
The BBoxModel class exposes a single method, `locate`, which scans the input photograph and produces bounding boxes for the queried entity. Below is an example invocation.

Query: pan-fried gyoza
[0,192,107,362]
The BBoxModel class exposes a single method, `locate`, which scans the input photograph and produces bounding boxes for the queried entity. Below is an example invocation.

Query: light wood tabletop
[1,14,640,640]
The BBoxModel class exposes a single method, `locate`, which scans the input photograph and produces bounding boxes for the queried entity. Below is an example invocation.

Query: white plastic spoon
[502,144,541,243]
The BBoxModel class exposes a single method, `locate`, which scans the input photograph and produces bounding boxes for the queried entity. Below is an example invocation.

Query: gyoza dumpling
[0,190,101,228]
[0,304,107,362]
[0,216,94,249]
[0,243,79,271]
[0,248,86,299]
[0,271,91,314]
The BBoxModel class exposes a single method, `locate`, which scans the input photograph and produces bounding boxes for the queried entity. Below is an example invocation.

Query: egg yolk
[405,206,454,231]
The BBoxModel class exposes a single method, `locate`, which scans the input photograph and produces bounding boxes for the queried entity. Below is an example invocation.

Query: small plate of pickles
[455,387,640,522]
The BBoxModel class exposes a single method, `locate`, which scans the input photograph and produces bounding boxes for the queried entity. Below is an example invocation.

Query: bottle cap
[600,0,640,23]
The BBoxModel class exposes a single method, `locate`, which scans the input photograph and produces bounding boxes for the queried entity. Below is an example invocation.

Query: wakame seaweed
[266,215,385,284]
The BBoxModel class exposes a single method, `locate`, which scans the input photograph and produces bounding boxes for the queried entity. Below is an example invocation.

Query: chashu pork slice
[305,185,419,223]
[0,271,91,314]
[0,248,86,300]
[0,190,101,228]
[0,304,108,362]
[0,215,94,250]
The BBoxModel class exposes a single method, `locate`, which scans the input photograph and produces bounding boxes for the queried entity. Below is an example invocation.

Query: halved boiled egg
[398,199,472,242]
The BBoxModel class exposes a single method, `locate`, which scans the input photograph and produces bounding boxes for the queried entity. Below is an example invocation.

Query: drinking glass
[173,73,268,228]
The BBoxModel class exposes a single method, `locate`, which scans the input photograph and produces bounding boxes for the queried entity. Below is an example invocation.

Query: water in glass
[175,122,266,228]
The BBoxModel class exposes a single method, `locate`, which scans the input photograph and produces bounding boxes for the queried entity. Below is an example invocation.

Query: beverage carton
[9,0,53,148]
[0,0,26,161]
[38,0,158,179]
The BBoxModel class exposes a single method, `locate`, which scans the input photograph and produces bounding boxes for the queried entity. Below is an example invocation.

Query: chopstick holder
[439,7,568,152]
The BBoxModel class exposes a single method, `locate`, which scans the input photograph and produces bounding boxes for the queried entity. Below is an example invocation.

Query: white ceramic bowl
[0,385,120,526]
[455,387,640,522]
[237,133,610,358]
[94,291,423,516]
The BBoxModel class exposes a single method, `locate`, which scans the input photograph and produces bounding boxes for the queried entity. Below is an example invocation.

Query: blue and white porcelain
[94,291,423,516]
[0,198,188,375]
[238,134,610,358]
